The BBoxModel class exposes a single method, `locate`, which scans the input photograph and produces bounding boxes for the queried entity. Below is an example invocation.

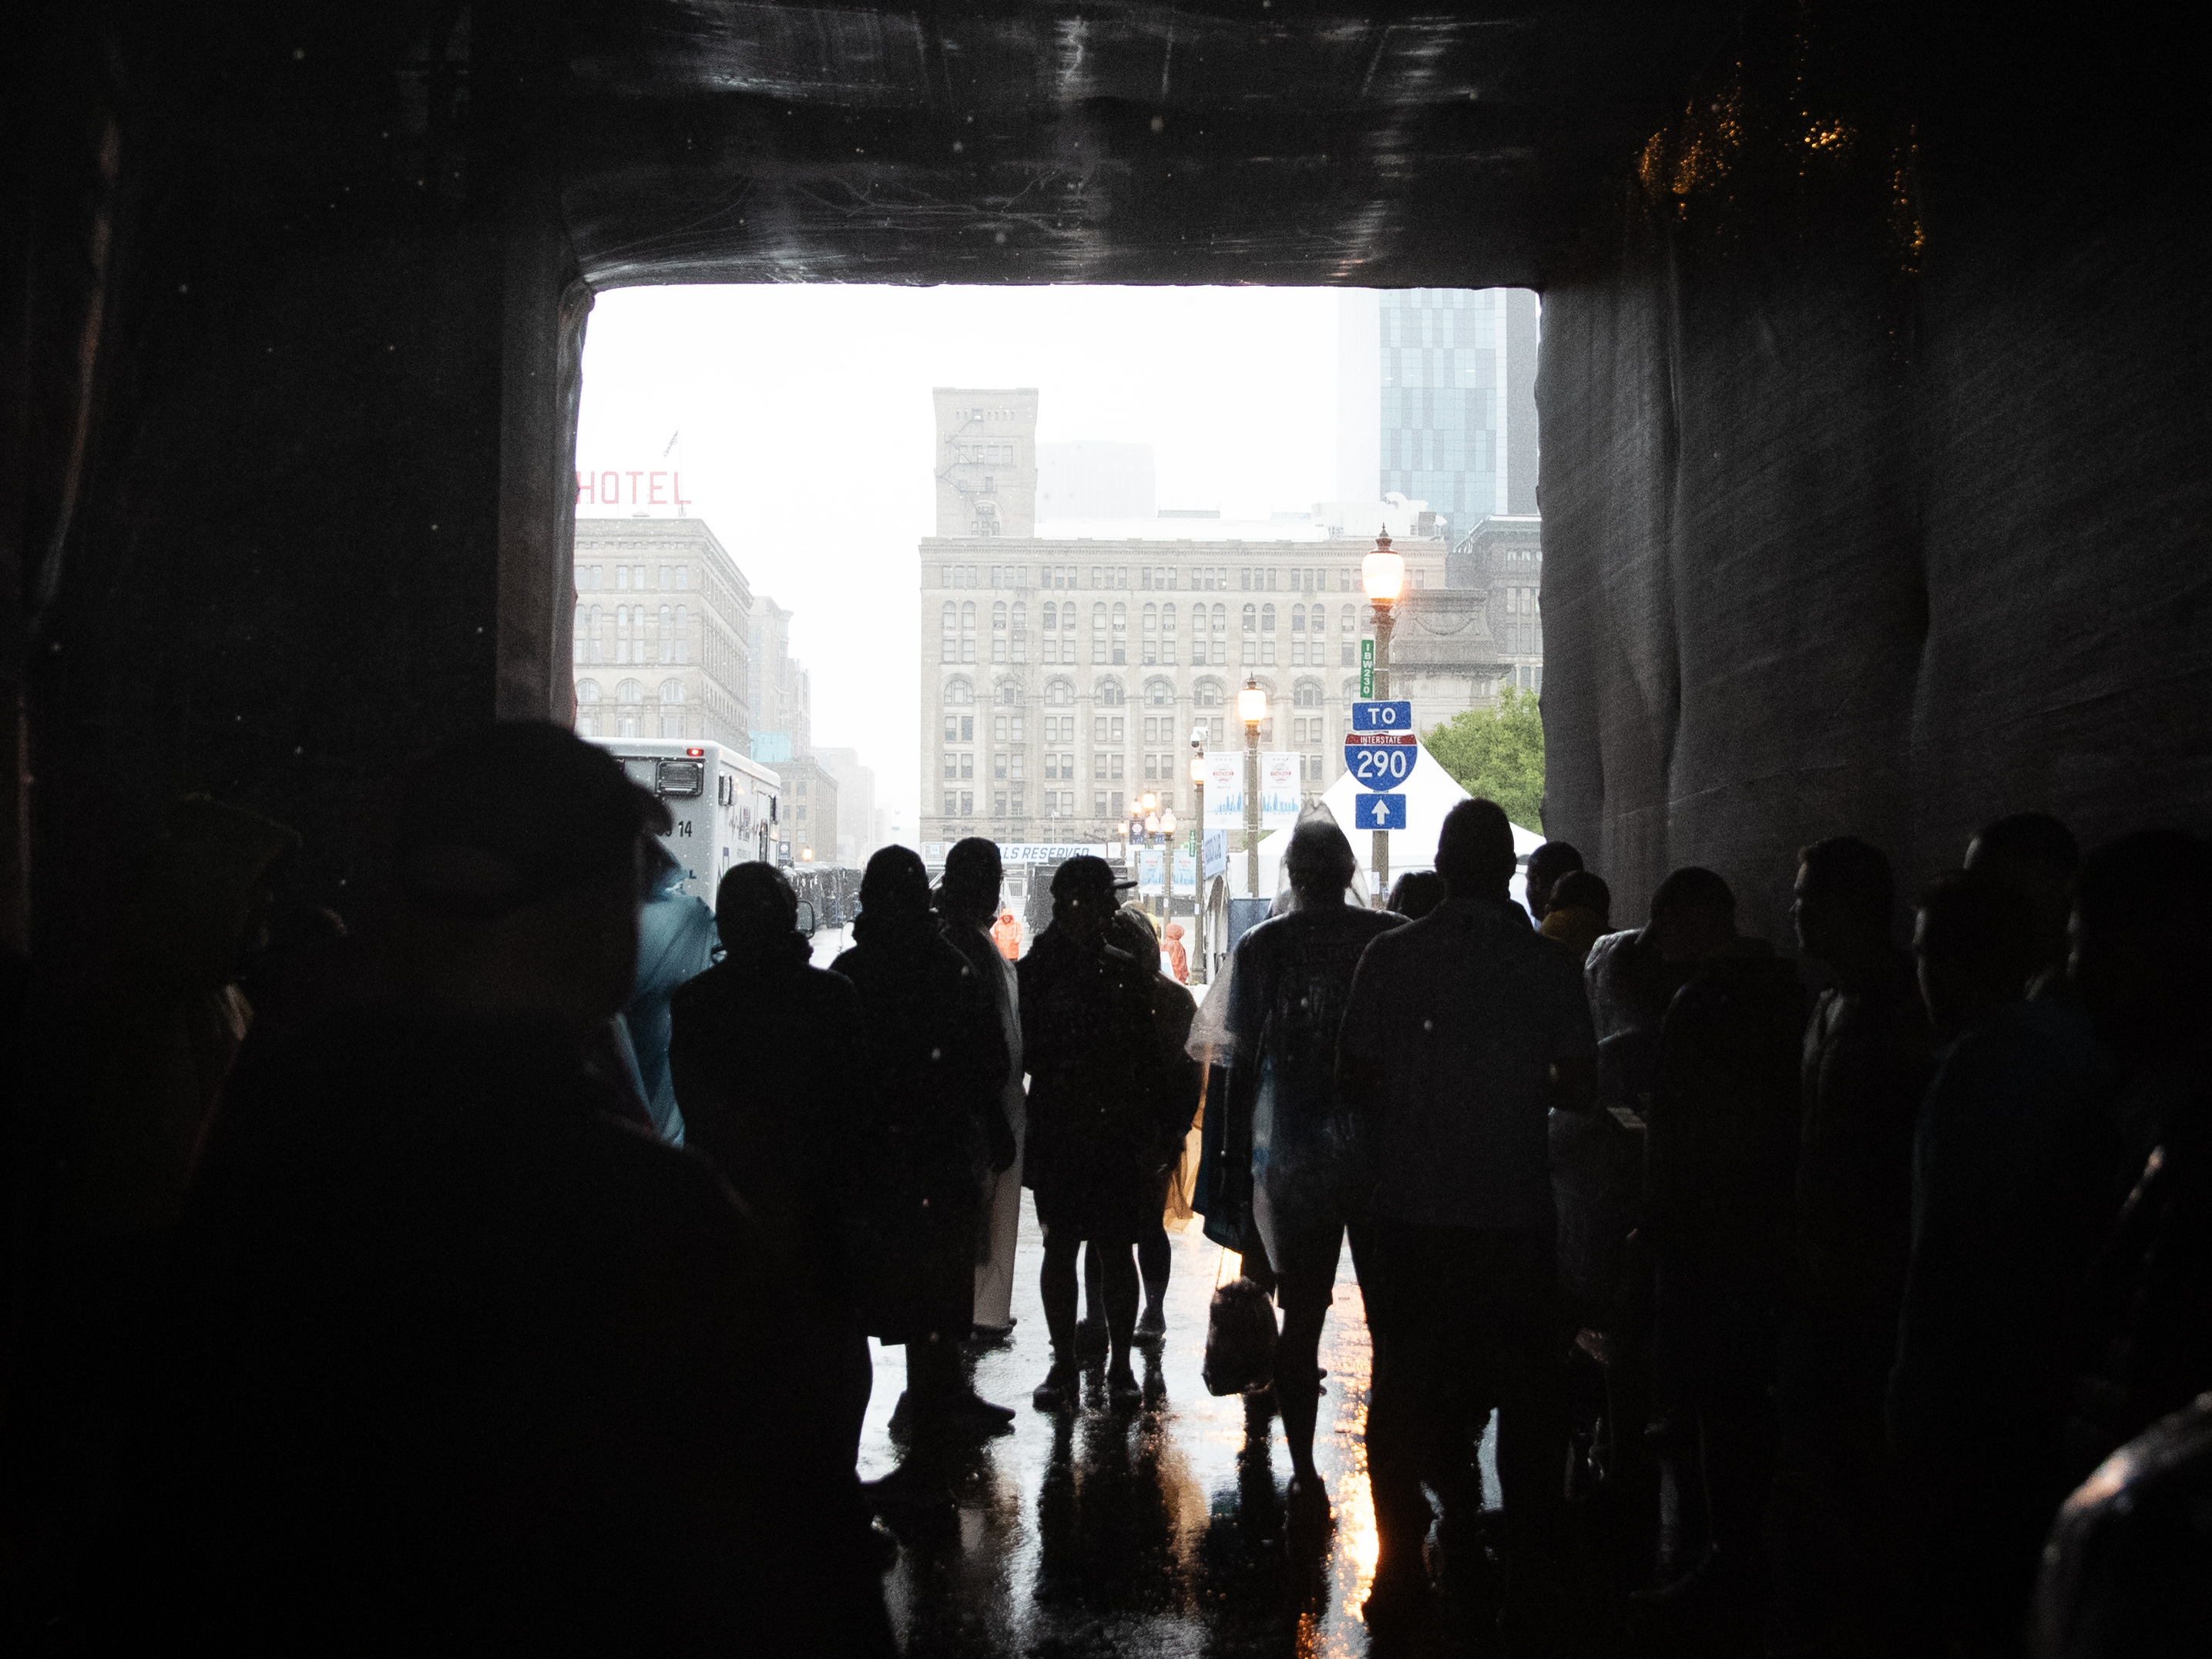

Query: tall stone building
[934,387,1039,539]
[811,745,881,866]
[570,515,751,747]
[1451,513,1545,693]
[747,596,811,758]
[918,526,1453,852]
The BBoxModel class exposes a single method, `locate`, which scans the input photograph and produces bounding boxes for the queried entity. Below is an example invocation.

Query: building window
[945,677,974,706]
[661,679,684,702]
[960,754,975,780]
[961,791,973,815]
[1094,792,1107,818]
[1112,791,1124,816]
[1011,600,1027,663]
[659,714,683,737]
[617,679,643,702]
[576,680,601,703]
[992,600,1008,663]
[1141,603,1157,664]
[1011,791,1024,816]
[1046,678,1072,707]
[1096,678,1125,707]
[942,600,958,663]
[1092,603,1107,663]
[1111,602,1126,664]
[962,600,977,663]
[994,792,1008,818]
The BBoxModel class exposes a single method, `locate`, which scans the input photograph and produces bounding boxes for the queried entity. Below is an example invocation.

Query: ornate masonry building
[571,515,752,747]
[918,391,1482,854]
[1452,513,1545,693]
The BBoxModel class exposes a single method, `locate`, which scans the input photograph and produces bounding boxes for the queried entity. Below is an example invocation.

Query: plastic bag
[1201,1275,1279,1396]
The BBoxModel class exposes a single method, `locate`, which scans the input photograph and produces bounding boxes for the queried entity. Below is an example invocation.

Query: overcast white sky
[576,284,1354,824]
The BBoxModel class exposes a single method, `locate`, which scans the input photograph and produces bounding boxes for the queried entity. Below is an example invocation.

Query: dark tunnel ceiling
[559,2,1740,290]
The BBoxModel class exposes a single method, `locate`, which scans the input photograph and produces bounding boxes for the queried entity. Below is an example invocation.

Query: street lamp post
[1362,532,1406,908]
[1188,737,1208,982]
[1238,678,1267,902]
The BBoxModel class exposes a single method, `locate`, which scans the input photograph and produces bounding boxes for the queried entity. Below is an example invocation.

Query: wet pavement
[856,1207,1499,1658]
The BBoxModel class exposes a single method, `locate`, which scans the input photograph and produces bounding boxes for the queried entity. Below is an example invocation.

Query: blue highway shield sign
[1351,700,1413,732]
[1353,792,1408,831]
[1344,730,1417,788]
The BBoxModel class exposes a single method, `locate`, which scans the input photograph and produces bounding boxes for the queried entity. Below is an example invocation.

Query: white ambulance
[589,738,782,902]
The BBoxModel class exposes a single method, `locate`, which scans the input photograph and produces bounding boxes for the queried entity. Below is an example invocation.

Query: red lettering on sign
[649,472,667,504]
[601,471,618,504]
[626,470,643,502]
[575,470,593,505]
[674,472,691,505]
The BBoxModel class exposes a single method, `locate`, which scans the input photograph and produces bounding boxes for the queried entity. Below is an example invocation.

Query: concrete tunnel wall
[1535,21,2212,942]
[8,3,2208,972]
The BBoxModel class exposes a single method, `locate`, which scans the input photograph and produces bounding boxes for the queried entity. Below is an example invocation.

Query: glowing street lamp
[1362,530,1406,904]
[1189,739,1210,982]
[1239,677,1267,900]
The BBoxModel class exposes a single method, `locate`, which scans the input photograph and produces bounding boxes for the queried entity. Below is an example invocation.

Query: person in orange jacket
[1163,921,1190,985]
[991,908,1022,962]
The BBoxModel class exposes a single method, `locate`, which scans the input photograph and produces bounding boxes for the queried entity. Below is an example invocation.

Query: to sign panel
[1344,730,1417,788]
[1353,792,1408,831]
[1352,700,1413,732]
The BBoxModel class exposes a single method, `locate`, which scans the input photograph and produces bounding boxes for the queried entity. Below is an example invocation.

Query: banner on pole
[1203,753,1299,830]
[1360,638,1375,698]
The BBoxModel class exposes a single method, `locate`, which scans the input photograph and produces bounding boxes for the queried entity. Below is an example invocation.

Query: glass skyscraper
[1377,288,1539,535]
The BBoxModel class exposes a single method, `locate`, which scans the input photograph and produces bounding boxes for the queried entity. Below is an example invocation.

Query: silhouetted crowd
[9,721,2206,1656]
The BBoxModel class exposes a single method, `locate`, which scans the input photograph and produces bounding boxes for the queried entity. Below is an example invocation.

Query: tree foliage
[1425,687,1546,830]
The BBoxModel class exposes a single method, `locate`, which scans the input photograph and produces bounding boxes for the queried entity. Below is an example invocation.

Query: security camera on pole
[1354,533,1410,905]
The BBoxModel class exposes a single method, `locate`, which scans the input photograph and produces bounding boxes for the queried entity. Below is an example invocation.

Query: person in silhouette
[1385,869,1448,920]
[1963,811,2081,1001]
[1636,868,1805,1607]
[103,724,891,1652]
[1341,798,1596,1618]
[1539,868,1613,960]
[1019,857,1182,1410]
[1774,835,1932,1651]
[1524,839,1584,922]
[1891,868,2117,1651]
[671,861,874,1465]
[833,846,1014,1436]
[2066,831,2212,1479]
[1227,818,1404,1508]
[932,838,1027,1345]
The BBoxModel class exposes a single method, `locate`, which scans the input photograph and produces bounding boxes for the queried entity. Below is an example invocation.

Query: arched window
[617,679,643,703]
[1143,603,1157,634]
[995,679,1021,706]
[1096,677,1125,707]
[660,604,672,627]
[576,679,601,703]
[992,599,1008,663]
[1092,602,1107,663]
[1145,677,1175,707]
[660,679,684,703]
[1042,599,1058,631]
[941,600,958,663]
[1242,603,1256,633]
[1209,602,1227,665]
[674,605,686,630]
[1046,678,1074,707]
[1194,678,1225,708]
[1161,602,1176,635]
[1294,679,1322,707]
[1292,603,1305,633]
[1110,601,1127,664]
[945,676,975,706]
[1261,603,1276,633]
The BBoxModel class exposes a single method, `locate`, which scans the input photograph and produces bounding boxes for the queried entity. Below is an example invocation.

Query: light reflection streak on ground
[861,1208,1382,1656]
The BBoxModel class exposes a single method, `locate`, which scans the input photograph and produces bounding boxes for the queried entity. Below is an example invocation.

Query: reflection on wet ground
[858,1212,1480,1658]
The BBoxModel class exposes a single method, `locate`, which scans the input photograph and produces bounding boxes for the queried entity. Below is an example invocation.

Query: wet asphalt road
[859,1208,1398,1659]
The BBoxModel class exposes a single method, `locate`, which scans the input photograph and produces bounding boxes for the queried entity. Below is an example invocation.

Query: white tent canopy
[1223,740,1543,911]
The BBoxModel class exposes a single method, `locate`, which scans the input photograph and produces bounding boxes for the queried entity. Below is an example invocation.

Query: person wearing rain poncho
[619,842,718,1144]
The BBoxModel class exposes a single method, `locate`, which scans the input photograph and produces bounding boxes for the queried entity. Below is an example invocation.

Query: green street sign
[1360,637,1374,697]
